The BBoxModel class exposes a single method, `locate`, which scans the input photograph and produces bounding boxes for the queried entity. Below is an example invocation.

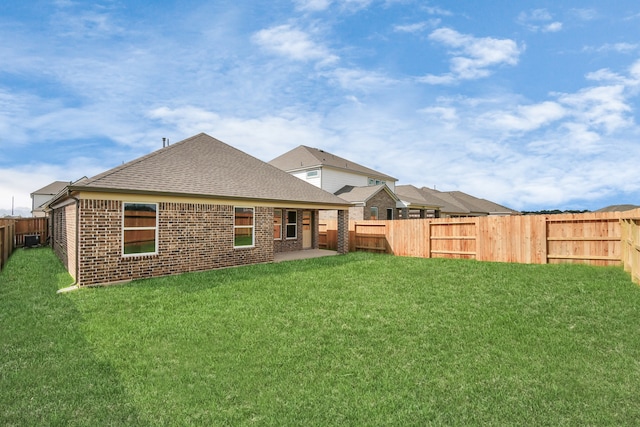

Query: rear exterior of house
[49,134,350,287]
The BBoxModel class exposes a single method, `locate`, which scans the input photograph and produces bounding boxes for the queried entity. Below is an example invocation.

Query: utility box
[24,235,40,248]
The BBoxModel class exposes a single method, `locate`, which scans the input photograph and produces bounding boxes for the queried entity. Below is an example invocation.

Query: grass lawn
[2,248,640,426]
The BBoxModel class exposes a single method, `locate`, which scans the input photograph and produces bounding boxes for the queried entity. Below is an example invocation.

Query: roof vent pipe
[162,137,167,148]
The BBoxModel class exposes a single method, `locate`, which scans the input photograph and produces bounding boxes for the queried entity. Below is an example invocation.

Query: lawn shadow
[0,248,150,426]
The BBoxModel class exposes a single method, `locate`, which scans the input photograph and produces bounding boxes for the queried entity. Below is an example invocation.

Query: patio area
[274,249,338,263]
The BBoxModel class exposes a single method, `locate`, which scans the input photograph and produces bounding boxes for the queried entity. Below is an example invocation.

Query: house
[393,185,444,218]
[269,145,399,219]
[269,145,397,193]
[396,185,519,217]
[334,184,400,220]
[31,181,69,217]
[47,133,351,287]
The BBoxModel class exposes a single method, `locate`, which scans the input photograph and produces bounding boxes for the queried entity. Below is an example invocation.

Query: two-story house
[269,146,402,220]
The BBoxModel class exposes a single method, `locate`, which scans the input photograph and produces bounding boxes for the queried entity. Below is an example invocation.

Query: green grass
[2,247,640,426]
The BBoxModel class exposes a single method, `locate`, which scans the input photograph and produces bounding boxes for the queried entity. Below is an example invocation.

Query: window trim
[286,210,298,239]
[122,202,158,257]
[234,206,255,248]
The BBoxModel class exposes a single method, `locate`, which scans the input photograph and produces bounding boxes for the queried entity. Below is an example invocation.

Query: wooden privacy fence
[621,211,640,284]
[0,218,49,272]
[15,217,49,247]
[0,219,15,271]
[320,209,640,284]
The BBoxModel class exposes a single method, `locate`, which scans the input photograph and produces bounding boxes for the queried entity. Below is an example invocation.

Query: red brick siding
[75,200,274,286]
[52,203,77,281]
[273,209,318,253]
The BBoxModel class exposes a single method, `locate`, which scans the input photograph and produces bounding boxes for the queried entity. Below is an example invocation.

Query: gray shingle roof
[269,145,397,182]
[334,184,399,204]
[395,185,444,209]
[446,191,519,215]
[31,181,69,196]
[69,133,350,207]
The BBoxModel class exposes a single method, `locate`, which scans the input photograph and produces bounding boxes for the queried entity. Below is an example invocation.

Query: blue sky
[2,0,640,215]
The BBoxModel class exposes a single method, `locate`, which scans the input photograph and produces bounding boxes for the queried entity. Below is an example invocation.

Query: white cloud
[557,85,632,133]
[517,9,562,32]
[252,24,339,65]
[394,21,431,34]
[584,43,639,54]
[543,22,563,32]
[480,101,566,132]
[325,68,396,91]
[420,28,523,84]
[293,0,333,11]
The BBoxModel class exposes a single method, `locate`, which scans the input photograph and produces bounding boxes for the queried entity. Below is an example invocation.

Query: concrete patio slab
[274,249,339,262]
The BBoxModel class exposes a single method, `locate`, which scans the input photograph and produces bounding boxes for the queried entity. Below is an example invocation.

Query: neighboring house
[334,184,400,220]
[31,181,69,217]
[47,133,351,287]
[394,185,444,218]
[396,185,519,218]
[269,145,397,193]
[269,145,399,219]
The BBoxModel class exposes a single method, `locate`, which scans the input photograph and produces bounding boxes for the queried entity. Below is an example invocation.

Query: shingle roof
[269,145,397,182]
[446,191,520,215]
[31,181,69,196]
[595,204,640,212]
[395,185,444,209]
[69,133,350,207]
[334,184,399,204]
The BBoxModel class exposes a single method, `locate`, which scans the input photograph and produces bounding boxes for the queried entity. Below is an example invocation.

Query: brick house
[48,133,351,287]
[268,145,402,219]
[333,184,400,221]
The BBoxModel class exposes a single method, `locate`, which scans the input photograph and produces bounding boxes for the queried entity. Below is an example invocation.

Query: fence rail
[321,209,640,284]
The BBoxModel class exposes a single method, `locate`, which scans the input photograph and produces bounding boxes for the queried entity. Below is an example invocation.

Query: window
[234,207,254,247]
[274,209,283,240]
[123,203,157,256]
[370,207,379,220]
[286,210,297,239]
[306,170,318,178]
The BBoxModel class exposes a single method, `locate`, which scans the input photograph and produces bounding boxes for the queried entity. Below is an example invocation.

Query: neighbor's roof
[31,181,69,197]
[446,191,520,215]
[269,145,397,182]
[334,184,399,204]
[395,185,443,209]
[64,133,350,207]
[595,204,640,212]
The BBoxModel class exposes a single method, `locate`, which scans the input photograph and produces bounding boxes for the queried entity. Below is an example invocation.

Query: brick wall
[52,203,77,282]
[364,190,397,220]
[273,208,306,253]
[74,200,274,286]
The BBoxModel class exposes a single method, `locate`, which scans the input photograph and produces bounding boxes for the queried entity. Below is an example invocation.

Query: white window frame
[234,206,255,248]
[122,202,158,257]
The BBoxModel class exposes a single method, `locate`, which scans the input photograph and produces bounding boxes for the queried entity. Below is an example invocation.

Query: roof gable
[334,184,399,204]
[70,133,349,206]
[269,145,397,182]
[31,181,69,196]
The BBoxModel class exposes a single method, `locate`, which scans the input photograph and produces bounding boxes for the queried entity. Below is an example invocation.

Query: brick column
[337,209,349,254]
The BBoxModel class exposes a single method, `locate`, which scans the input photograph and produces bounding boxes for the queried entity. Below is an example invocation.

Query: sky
[2,0,640,216]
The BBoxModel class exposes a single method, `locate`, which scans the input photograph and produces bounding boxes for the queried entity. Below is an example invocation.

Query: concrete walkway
[274,249,339,262]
